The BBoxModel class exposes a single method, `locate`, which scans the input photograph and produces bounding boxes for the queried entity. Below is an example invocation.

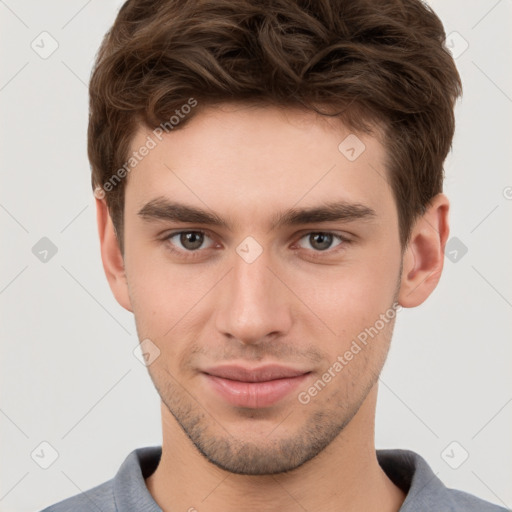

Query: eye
[296,232,346,252]
[164,230,216,252]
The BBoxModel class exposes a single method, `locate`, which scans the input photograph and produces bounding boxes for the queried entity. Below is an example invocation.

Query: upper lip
[202,364,310,382]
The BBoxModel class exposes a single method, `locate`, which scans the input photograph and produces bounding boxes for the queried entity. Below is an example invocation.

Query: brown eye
[179,231,204,250]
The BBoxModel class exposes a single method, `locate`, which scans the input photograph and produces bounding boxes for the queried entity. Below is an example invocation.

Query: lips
[203,364,309,382]
[202,364,311,408]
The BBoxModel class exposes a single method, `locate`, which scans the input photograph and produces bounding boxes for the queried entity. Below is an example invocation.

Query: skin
[96,102,449,512]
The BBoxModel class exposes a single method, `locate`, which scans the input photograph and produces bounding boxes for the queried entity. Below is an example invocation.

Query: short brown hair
[88,0,462,253]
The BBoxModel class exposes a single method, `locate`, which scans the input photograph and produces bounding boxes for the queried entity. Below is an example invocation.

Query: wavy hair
[88,0,462,253]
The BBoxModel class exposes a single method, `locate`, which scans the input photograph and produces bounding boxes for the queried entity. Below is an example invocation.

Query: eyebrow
[137,196,377,231]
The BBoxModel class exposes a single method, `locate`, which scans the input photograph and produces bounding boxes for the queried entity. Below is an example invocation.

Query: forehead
[124,102,393,225]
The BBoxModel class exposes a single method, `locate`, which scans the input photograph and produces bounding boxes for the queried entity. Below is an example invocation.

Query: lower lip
[204,373,311,408]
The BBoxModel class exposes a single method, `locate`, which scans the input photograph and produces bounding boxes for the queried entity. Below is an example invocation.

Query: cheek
[292,256,399,340]
[125,250,222,345]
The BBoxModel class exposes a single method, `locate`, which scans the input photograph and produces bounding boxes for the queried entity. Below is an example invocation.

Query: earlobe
[95,194,133,312]
[398,193,450,308]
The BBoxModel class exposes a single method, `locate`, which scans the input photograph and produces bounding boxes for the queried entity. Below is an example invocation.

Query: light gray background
[1,1,511,511]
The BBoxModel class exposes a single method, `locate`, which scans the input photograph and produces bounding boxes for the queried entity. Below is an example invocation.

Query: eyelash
[161,230,351,260]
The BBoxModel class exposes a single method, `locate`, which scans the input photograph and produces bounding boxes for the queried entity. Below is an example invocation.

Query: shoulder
[377,449,509,512]
[443,487,509,512]
[37,446,161,512]
[38,479,115,512]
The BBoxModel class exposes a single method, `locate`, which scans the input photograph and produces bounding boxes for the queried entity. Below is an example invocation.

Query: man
[41,0,507,510]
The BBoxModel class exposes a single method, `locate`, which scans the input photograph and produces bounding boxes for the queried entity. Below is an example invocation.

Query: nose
[214,244,293,346]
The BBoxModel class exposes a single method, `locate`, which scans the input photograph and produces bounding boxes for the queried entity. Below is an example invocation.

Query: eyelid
[292,231,351,251]
[162,228,351,255]
[162,229,217,251]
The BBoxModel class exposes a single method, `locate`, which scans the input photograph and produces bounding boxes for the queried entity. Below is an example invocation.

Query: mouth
[201,364,312,408]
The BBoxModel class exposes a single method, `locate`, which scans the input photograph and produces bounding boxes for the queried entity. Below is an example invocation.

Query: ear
[95,191,133,312]
[398,193,450,308]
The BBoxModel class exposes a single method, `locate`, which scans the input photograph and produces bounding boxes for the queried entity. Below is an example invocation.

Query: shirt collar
[377,448,447,510]
[112,445,447,512]
[113,445,162,512]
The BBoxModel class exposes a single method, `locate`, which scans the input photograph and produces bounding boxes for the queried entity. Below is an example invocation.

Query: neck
[146,386,406,512]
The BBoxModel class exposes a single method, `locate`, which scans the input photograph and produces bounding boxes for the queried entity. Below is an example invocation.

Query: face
[117,103,404,474]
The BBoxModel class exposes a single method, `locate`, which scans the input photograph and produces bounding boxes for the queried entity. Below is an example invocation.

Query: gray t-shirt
[39,446,508,511]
